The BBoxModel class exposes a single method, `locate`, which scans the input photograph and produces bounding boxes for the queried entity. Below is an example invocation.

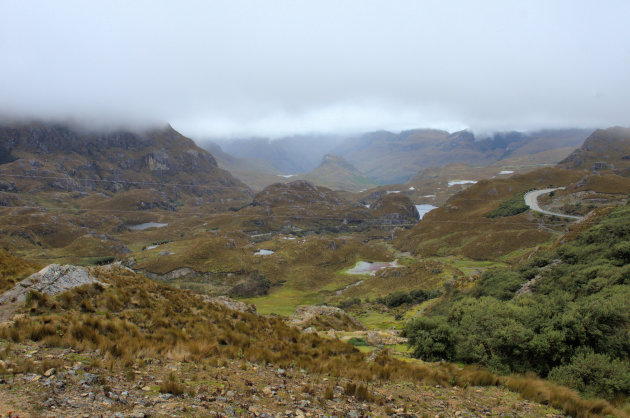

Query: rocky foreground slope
[0,256,624,416]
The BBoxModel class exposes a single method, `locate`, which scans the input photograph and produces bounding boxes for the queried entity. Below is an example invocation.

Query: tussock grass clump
[504,375,622,418]
[159,373,185,396]
[345,382,374,402]
[323,385,334,400]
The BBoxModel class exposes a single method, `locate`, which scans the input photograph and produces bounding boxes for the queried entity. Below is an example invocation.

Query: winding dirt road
[523,188,583,220]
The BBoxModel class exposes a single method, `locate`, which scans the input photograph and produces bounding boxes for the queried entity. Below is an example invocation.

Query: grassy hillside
[395,167,585,260]
[0,249,39,293]
[406,203,630,406]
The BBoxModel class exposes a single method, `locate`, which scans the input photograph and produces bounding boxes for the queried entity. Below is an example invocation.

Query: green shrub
[347,337,368,347]
[548,350,630,400]
[376,289,441,308]
[469,269,527,300]
[485,192,528,218]
[406,316,455,361]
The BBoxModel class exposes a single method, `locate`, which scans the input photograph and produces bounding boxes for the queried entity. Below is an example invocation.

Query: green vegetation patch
[406,203,630,402]
[347,337,368,347]
[485,191,528,218]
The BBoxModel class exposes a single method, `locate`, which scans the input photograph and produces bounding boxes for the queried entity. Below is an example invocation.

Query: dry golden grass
[396,167,586,260]
[0,248,40,293]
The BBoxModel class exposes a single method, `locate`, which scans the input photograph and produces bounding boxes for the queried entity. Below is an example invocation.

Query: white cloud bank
[0,0,628,138]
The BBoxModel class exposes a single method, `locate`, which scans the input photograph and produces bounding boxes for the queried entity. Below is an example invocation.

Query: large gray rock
[203,296,257,314]
[0,264,102,304]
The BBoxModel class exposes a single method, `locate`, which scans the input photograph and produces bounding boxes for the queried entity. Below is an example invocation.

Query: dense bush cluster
[407,204,630,401]
[485,191,528,218]
[376,289,442,308]
[228,273,270,297]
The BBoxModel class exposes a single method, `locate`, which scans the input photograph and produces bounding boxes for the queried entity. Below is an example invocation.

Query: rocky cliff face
[0,122,252,203]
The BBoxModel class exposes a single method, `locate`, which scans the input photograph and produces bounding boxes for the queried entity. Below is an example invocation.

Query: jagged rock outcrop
[0,264,102,304]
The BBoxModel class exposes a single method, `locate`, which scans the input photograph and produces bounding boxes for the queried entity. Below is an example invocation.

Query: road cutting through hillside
[524,188,584,220]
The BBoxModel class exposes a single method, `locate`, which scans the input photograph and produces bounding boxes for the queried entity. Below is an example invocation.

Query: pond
[415,204,438,220]
[346,260,401,276]
[447,180,477,187]
[128,222,168,231]
[254,249,275,256]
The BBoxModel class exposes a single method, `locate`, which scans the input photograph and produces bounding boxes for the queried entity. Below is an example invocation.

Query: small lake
[415,204,438,220]
[128,222,168,231]
[346,260,400,276]
[255,249,275,256]
[448,180,477,187]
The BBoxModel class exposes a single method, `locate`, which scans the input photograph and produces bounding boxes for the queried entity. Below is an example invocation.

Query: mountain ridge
[0,122,252,205]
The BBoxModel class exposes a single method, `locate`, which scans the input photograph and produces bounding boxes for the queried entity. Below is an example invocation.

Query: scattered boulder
[288,305,365,331]
[366,330,406,346]
[204,296,257,314]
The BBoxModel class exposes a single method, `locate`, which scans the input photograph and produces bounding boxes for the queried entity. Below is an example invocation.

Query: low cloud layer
[1,1,628,138]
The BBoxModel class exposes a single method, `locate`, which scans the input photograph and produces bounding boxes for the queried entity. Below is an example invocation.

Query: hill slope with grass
[405,203,630,407]
[303,154,378,192]
[202,141,282,191]
[395,167,586,260]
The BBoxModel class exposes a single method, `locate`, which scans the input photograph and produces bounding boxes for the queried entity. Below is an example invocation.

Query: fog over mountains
[1,1,629,138]
[206,128,592,184]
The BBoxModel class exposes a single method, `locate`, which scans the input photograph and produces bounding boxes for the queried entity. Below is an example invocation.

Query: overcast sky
[1,0,629,138]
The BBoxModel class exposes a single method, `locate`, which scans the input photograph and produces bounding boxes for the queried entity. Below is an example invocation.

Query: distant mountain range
[332,128,593,184]
[202,128,593,188]
[209,134,345,174]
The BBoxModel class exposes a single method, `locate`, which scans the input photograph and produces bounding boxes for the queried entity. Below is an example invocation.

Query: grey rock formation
[203,295,257,314]
[0,264,102,304]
